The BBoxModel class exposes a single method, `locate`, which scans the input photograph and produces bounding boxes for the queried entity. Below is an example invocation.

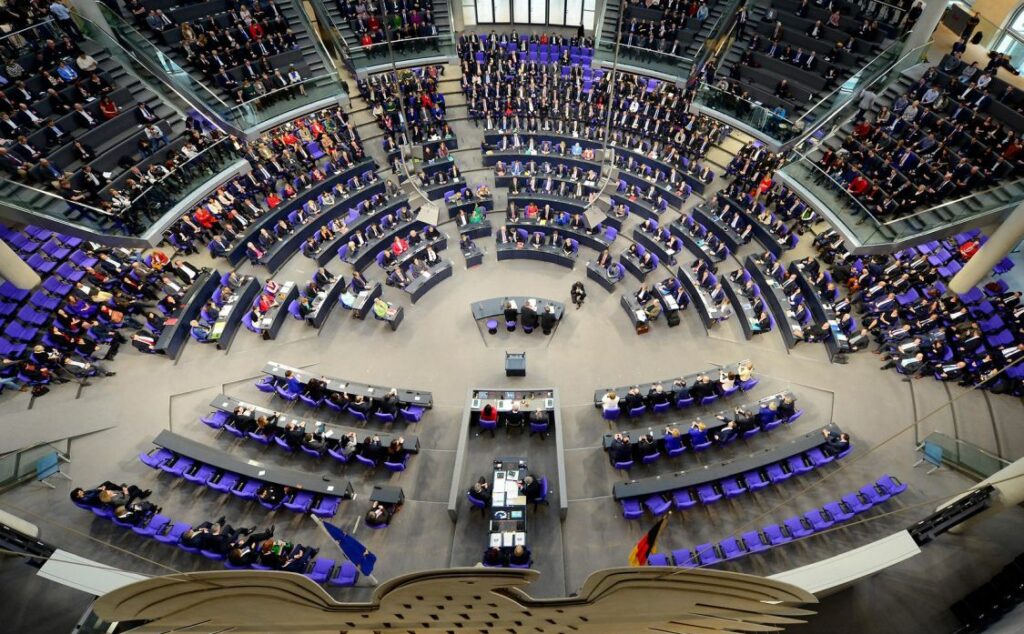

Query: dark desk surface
[448,197,494,218]
[676,266,724,328]
[506,221,610,252]
[257,282,299,339]
[344,219,424,271]
[592,361,749,404]
[314,197,412,267]
[306,275,346,329]
[722,276,757,340]
[507,194,589,215]
[694,206,743,253]
[746,256,802,349]
[471,297,565,321]
[350,282,382,320]
[495,242,576,268]
[155,269,219,360]
[716,194,786,258]
[153,429,355,497]
[612,424,841,500]
[470,389,556,412]
[209,395,420,453]
[404,259,454,303]
[633,227,678,265]
[262,360,433,408]
[213,277,260,351]
[789,261,850,358]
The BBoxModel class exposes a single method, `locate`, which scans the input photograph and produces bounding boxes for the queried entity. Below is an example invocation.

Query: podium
[505,352,526,377]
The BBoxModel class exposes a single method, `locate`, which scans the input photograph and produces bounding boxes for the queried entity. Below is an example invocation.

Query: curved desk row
[506,221,611,253]
[632,228,679,266]
[262,360,433,408]
[602,390,798,451]
[713,194,790,258]
[404,260,454,304]
[676,266,726,330]
[424,175,463,201]
[498,174,601,198]
[316,197,411,268]
[619,171,685,210]
[495,242,576,268]
[612,424,841,500]
[745,256,802,349]
[693,206,745,254]
[611,193,662,221]
[224,158,377,266]
[209,394,421,455]
[670,220,726,268]
[342,219,425,271]
[255,281,299,340]
[420,156,458,178]
[483,150,604,175]
[151,429,355,498]
[507,194,589,216]
[471,297,566,321]
[587,260,625,293]
[155,269,220,360]
[350,282,383,320]
[259,181,389,273]
[789,261,851,361]
[387,235,448,273]
[305,276,347,330]
[210,277,261,351]
[592,360,750,404]
[722,275,761,340]
[448,197,494,219]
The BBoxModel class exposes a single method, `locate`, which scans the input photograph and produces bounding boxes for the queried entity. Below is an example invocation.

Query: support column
[0,241,41,290]
[450,0,464,32]
[938,457,1024,535]
[949,204,1024,294]
[903,0,948,55]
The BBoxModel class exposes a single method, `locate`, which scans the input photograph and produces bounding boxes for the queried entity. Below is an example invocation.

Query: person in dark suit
[226,526,275,566]
[114,500,160,525]
[540,305,556,334]
[520,300,539,330]
[715,421,739,444]
[468,476,491,505]
[257,482,287,506]
[822,429,850,456]
[520,475,542,504]
[609,432,632,464]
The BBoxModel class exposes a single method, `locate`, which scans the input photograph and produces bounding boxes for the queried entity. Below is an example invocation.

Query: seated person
[257,482,287,506]
[503,403,525,431]
[509,545,531,566]
[72,482,150,507]
[479,403,498,425]
[114,499,160,526]
[365,501,395,527]
[609,432,632,464]
[483,546,503,566]
[822,429,850,456]
[601,390,620,412]
[468,476,491,505]
[225,526,275,566]
[519,474,543,504]
[385,437,407,463]
[715,421,739,444]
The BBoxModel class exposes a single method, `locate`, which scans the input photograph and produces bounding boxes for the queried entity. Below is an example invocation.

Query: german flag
[628,516,667,566]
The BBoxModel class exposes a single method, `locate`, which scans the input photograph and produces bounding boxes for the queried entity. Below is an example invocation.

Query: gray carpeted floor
[1,60,1023,634]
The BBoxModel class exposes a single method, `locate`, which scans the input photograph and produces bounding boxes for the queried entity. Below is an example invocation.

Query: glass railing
[222,73,345,129]
[595,40,697,78]
[0,137,242,237]
[694,82,805,142]
[304,0,353,66]
[88,7,236,126]
[0,18,60,58]
[280,0,344,76]
[920,431,1010,479]
[348,32,457,66]
[779,150,1024,247]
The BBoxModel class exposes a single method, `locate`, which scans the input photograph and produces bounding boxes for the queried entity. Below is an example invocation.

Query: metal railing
[694,81,805,143]
[222,72,344,129]
[920,432,1011,479]
[0,18,59,57]
[0,440,69,491]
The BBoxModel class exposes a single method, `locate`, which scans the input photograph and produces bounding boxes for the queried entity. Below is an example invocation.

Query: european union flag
[323,521,377,576]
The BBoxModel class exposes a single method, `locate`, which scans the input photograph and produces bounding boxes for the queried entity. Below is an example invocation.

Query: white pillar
[903,0,949,55]
[936,457,1024,535]
[0,241,41,290]
[949,204,1024,294]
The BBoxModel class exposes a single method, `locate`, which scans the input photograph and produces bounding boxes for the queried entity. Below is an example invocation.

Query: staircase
[320,0,454,72]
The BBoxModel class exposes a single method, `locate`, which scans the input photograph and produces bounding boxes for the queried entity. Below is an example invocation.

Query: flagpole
[311,516,379,586]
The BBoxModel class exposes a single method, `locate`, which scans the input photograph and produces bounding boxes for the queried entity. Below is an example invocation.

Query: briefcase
[665,309,681,327]
[635,322,650,335]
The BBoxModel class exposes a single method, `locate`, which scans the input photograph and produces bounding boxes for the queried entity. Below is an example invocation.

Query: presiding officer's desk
[746,255,802,349]
[350,281,383,320]
[208,395,421,454]
[262,360,434,408]
[592,360,749,405]
[612,424,841,500]
[677,266,723,328]
[404,259,454,303]
[257,281,298,340]
[471,297,566,322]
[210,276,260,350]
[152,429,356,499]
[155,268,219,359]
[495,241,576,269]
[602,391,798,450]
[305,275,347,329]
[470,389,556,417]
[489,457,529,550]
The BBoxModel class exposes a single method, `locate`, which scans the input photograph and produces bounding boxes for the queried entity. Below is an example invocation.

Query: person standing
[571,281,586,308]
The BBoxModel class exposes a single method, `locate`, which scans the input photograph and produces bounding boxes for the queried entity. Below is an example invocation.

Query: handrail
[226,72,337,113]
[0,17,55,45]
[305,0,352,57]
[88,6,233,113]
[282,0,340,80]
[881,178,1024,226]
[793,36,904,125]
[787,149,880,222]
[603,41,696,65]
[124,136,234,209]
[0,177,109,216]
[348,32,450,54]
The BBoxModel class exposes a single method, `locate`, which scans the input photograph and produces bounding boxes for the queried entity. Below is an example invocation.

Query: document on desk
[502,532,515,547]
[515,532,526,546]
[504,480,519,496]
[492,492,506,507]
[489,533,502,548]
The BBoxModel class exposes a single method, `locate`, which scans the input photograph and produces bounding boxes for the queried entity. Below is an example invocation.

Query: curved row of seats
[620,434,852,520]
[138,446,344,516]
[648,474,907,566]
[71,500,358,585]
